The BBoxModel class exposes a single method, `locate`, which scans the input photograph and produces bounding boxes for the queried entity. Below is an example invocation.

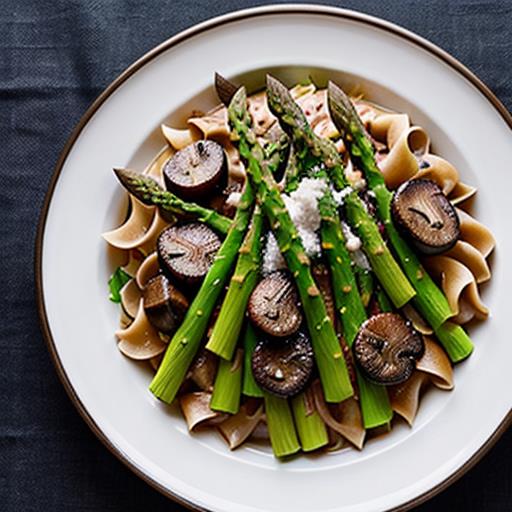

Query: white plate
[36,5,512,512]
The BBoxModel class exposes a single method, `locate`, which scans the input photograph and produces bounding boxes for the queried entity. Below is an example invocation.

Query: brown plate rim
[35,4,512,512]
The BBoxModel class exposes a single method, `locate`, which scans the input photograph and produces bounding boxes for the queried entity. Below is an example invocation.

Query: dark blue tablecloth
[1,1,510,510]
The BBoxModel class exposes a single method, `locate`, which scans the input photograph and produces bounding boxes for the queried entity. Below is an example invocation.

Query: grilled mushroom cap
[248,270,302,337]
[163,140,226,200]
[251,331,314,398]
[392,179,460,255]
[143,274,189,333]
[354,313,424,385]
[157,223,221,283]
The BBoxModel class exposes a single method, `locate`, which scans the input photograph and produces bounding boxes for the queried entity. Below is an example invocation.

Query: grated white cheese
[225,191,242,208]
[341,221,363,253]
[262,232,286,274]
[332,186,354,206]
[262,177,327,274]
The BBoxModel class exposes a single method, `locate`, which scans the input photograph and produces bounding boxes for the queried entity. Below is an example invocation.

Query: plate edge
[34,4,512,512]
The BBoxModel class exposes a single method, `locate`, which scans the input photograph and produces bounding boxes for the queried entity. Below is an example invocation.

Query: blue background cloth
[0,1,510,510]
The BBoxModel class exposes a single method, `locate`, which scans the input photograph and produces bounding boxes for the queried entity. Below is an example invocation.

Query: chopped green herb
[108,267,132,303]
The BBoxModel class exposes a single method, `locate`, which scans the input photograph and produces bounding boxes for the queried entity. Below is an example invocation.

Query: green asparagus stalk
[206,206,263,360]
[376,287,393,313]
[327,81,473,361]
[291,391,329,452]
[318,195,367,345]
[242,324,263,398]
[320,194,392,428]
[264,392,301,457]
[149,181,254,403]
[210,349,243,414]
[113,168,231,235]
[266,75,415,309]
[228,87,353,403]
[355,266,374,309]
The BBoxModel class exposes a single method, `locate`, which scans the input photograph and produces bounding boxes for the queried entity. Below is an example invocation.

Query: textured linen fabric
[0,1,510,510]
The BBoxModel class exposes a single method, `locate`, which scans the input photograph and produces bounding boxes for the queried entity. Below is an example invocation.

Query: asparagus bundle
[228,86,354,403]
[327,82,473,362]
[282,124,392,428]
[149,180,254,403]
[114,168,231,235]
[266,76,416,310]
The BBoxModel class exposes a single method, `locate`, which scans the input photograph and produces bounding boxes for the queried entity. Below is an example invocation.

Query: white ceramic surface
[38,6,511,512]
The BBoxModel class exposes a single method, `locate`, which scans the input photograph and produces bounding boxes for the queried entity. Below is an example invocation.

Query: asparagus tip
[265,74,309,135]
[327,81,365,136]
[214,72,239,107]
[113,167,162,203]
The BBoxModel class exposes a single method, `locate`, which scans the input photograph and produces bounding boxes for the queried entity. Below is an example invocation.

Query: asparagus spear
[327,81,473,361]
[228,86,353,403]
[206,206,263,360]
[241,324,263,398]
[264,392,301,457]
[114,168,231,235]
[210,348,243,414]
[149,180,254,403]
[266,75,415,309]
[291,391,329,452]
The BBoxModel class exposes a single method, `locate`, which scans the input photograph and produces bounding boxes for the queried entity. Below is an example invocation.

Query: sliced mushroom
[392,179,460,255]
[251,331,313,398]
[157,223,221,283]
[143,274,189,333]
[354,313,424,385]
[163,140,226,200]
[248,270,302,337]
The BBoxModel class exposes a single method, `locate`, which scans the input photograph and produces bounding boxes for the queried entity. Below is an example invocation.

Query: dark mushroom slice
[354,313,424,385]
[251,331,314,398]
[392,178,460,255]
[143,274,189,333]
[214,72,239,107]
[157,223,221,283]
[248,270,302,337]
[163,140,227,200]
